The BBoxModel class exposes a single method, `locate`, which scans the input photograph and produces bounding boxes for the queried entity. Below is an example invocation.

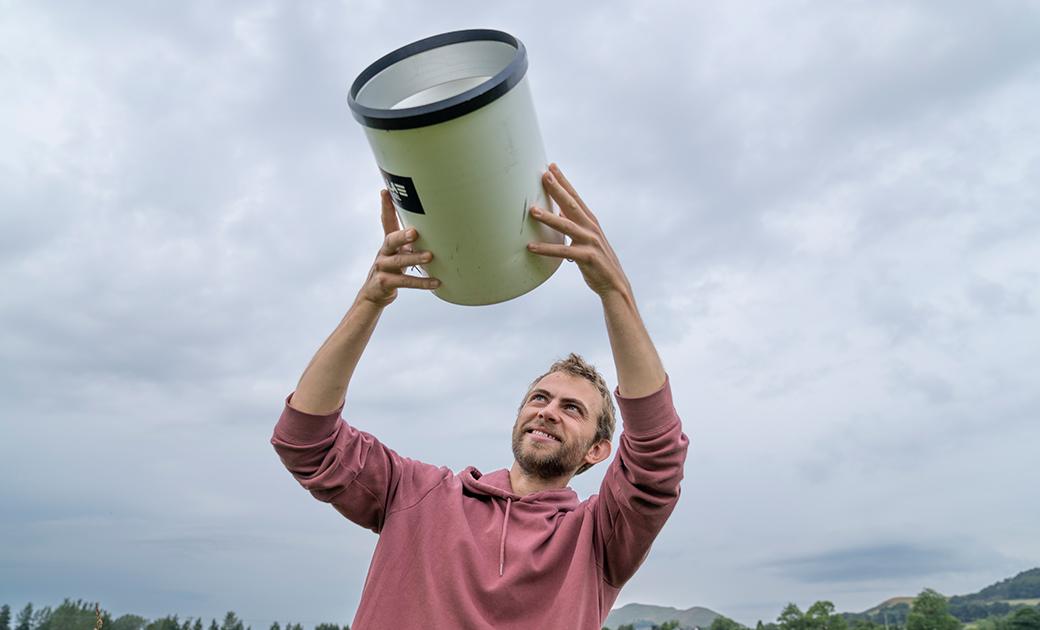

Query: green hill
[951,568,1040,604]
[851,567,1040,624]
[606,568,1040,630]
[944,568,1040,622]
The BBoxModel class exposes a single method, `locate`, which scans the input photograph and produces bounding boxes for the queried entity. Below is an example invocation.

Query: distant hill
[863,597,915,614]
[951,568,1040,604]
[852,567,1040,624]
[605,603,722,630]
[850,600,913,627]
[608,568,1040,630]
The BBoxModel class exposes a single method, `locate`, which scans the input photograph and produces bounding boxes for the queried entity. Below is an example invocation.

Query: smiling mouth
[526,428,561,443]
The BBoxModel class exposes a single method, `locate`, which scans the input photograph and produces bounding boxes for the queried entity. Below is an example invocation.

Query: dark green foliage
[970,606,1040,630]
[781,601,850,630]
[219,613,242,630]
[34,600,112,630]
[972,616,1006,630]
[111,614,148,630]
[886,603,912,626]
[616,624,636,630]
[806,601,848,630]
[712,616,747,630]
[15,605,33,630]
[1007,607,1040,630]
[906,589,960,630]
[948,602,1014,622]
[2,605,12,630]
[145,615,182,630]
[845,601,911,628]
[31,606,52,630]
[779,604,808,630]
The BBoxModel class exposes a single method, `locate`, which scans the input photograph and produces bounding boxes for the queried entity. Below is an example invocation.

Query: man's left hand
[527,163,632,299]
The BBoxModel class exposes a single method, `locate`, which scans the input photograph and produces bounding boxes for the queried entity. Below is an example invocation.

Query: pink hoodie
[271,377,688,630]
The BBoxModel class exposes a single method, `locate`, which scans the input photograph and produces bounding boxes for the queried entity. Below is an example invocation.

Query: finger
[547,164,598,225]
[529,206,592,241]
[380,226,417,256]
[380,190,402,236]
[543,170,595,228]
[386,273,441,290]
[548,163,590,213]
[376,251,433,271]
[526,241,590,263]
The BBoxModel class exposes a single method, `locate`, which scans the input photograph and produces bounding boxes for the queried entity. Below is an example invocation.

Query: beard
[511,423,589,480]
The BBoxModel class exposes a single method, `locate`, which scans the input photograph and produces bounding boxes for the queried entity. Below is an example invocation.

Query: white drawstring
[498,497,513,577]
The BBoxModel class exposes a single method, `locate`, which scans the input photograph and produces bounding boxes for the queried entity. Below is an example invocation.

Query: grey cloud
[855,273,937,345]
[130,531,266,556]
[764,542,1002,584]
[966,279,1034,318]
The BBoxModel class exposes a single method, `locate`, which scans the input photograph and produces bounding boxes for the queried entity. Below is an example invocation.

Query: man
[271,163,689,629]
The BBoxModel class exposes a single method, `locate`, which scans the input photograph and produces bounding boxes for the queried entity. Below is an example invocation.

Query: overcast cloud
[2,1,1039,627]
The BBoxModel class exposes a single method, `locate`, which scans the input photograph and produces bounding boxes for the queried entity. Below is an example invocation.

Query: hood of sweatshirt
[459,466,580,509]
[459,466,580,576]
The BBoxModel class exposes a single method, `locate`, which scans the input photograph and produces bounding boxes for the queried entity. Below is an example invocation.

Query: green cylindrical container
[348,29,562,306]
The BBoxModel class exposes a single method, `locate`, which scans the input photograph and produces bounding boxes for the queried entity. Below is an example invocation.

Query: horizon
[7,565,1040,629]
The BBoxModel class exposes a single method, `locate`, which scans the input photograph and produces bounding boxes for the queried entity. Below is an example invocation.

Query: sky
[2,0,1039,627]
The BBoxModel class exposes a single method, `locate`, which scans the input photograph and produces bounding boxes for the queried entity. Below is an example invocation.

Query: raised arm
[290,190,440,415]
[526,163,666,398]
[272,190,446,532]
[528,164,687,586]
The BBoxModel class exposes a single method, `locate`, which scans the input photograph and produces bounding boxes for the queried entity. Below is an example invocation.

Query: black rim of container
[348,29,528,131]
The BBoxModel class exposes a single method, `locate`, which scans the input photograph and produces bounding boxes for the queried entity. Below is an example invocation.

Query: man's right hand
[358,189,441,308]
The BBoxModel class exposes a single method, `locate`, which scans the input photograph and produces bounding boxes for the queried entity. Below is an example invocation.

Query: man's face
[511,371,603,480]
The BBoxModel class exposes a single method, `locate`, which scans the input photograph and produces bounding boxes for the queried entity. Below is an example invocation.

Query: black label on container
[380,168,425,215]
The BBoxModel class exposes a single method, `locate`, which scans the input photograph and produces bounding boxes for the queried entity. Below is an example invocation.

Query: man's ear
[583,439,612,467]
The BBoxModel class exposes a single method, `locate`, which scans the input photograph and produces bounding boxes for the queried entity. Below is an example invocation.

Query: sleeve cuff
[275,392,345,444]
[613,375,678,436]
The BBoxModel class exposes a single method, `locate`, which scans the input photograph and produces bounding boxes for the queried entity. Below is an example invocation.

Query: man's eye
[531,393,546,401]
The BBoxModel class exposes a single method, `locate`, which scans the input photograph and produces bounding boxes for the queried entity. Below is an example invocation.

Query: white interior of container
[355,40,516,111]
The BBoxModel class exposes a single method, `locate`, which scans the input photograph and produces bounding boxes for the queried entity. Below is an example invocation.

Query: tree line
[0,601,348,630]
[605,589,1040,630]
[3,589,1038,630]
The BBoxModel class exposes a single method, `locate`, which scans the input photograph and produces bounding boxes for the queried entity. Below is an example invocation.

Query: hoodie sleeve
[594,375,689,588]
[270,393,450,533]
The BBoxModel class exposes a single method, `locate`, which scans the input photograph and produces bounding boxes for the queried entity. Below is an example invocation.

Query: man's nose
[538,401,563,422]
